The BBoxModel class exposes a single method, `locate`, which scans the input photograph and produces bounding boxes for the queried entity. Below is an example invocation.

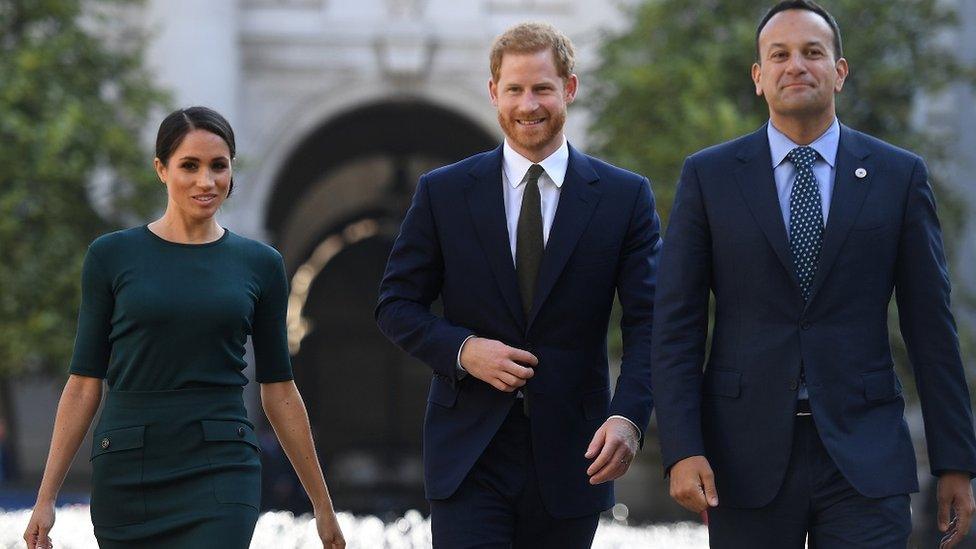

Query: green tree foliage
[590,0,974,378]
[0,0,166,377]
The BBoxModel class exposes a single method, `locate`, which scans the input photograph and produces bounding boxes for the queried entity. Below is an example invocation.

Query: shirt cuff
[608,414,642,440]
[456,334,477,380]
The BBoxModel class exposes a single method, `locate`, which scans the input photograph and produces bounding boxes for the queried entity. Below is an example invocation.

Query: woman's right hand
[23,500,55,549]
[315,508,346,548]
[24,375,103,549]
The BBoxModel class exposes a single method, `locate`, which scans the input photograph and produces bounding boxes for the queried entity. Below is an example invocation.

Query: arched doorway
[265,100,495,514]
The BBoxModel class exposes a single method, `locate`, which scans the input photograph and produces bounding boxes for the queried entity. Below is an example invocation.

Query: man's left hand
[938,471,975,548]
[585,417,639,485]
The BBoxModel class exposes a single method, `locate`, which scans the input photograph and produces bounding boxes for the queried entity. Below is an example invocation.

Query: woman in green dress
[23,107,346,548]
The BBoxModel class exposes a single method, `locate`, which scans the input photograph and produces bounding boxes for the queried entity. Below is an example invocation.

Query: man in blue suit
[376,22,660,548]
[651,1,976,547]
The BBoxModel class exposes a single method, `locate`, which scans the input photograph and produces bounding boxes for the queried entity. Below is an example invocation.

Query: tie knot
[787,146,817,170]
[526,164,544,183]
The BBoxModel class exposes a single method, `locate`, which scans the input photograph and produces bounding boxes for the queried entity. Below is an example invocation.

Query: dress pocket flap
[862,369,901,401]
[427,375,458,408]
[703,369,741,398]
[91,425,145,460]
[201,420,259,449]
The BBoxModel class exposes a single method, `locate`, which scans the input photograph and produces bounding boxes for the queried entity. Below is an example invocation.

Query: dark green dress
[69,225,294,548]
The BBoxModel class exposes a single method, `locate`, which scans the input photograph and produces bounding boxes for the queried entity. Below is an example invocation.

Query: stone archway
[265,100,495,514]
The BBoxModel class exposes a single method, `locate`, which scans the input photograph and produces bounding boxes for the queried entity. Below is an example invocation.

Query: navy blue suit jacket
[376,144,661,518]
[652,124,976,508]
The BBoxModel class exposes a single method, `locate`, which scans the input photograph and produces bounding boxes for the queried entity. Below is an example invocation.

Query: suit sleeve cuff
[932,468,976,479]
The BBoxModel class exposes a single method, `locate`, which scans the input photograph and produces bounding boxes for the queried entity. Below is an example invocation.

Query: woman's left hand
[316,509,345,548]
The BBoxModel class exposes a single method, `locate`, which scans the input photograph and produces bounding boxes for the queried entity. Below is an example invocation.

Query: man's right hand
[669,455,719,513]
[459,337,538,392]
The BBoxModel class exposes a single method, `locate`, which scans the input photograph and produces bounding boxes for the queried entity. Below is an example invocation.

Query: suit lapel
[465,146,526,329]
[733,126,800,290]
[526,145,601,330]
[804,125,873,308]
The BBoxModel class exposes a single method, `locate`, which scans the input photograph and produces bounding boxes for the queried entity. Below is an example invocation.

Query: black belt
[796,399,812,417]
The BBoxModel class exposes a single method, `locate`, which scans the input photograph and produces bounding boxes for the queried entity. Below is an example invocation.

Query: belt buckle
[795,399,812,417]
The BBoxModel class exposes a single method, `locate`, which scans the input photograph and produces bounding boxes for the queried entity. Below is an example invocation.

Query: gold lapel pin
[855,168,867,179]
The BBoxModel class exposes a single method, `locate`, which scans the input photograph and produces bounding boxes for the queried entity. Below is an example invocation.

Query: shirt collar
[767,118,840,169]
[502,136,569,189]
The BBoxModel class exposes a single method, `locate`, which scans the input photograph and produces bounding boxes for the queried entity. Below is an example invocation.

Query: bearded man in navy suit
[376,22,661,548]
[651,1,976,547]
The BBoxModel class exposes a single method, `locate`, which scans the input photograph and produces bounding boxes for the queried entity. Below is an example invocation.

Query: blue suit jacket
[376,144,661,518]
[652,124,976,508]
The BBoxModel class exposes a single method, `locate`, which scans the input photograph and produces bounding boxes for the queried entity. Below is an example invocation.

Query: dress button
[788,380,799,391]
[100,438,110,449]
[237,426,246,437]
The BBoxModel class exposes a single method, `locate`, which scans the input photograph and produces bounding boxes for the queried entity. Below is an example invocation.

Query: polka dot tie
[787,146,824,301]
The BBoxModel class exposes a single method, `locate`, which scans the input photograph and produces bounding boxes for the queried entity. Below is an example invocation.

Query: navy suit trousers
[429,401,600,548]
[707,415,911,548]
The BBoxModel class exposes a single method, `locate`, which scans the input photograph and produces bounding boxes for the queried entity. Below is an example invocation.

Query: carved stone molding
[386,0,428,19]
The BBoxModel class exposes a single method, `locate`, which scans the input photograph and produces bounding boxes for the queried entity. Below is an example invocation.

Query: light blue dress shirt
[767,118,840,401]
[767,118,840,228]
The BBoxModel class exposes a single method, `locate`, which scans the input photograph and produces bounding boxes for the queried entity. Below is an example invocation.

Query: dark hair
[756,0,842,61]
[155,106,237,197]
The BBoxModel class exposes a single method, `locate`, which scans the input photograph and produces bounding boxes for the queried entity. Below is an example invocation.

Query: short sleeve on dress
[68,247,113,378]
[252,250,295,383]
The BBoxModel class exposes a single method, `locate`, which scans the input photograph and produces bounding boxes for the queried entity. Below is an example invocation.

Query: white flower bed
[0,507,708,548]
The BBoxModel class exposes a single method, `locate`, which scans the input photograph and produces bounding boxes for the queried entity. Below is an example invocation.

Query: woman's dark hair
[155,106,237,197]
[756,0,842,61]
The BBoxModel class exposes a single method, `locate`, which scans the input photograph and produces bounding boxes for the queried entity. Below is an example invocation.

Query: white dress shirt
[501,137,569,259]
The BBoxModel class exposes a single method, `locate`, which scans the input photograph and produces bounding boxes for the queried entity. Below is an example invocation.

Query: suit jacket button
[100,437,110,449]
[801,322,811,330]
[237,426,246,437]
[789,380,799,391]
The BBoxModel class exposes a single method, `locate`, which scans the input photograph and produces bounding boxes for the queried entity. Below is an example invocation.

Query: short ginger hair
[489,22,576,82]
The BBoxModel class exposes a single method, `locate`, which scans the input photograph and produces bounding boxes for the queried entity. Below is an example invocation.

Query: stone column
[145,0,240,123]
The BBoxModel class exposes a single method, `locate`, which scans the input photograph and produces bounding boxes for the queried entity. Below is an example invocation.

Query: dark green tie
[516,164,545,317]
[516,164,544,416]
